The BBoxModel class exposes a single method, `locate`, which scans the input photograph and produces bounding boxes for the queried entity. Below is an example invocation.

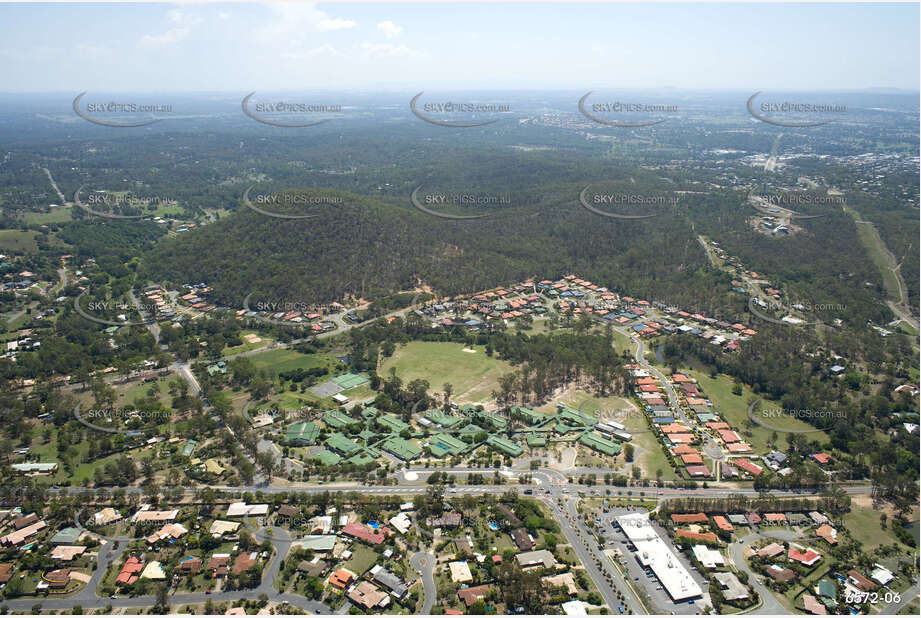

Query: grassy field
[682,368,829,452]
[247,348,337,376]
[0,229,39,252]
[379,341,513,404]
[21,205,73,225]
[222,331,275,356]
[844,205,903,303]
[843,503,913,552]
[341,544,378,575]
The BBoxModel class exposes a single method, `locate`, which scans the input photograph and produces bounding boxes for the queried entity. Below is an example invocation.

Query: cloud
[139,9,202,48]
[376,21,404,39]
[218,11,231,21]
[360,42,416,58]
[255,3,356,43]
[280,44,344,61]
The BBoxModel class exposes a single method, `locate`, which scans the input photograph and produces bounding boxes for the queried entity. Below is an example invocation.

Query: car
[109,594,117,599]
[205,590,212,594]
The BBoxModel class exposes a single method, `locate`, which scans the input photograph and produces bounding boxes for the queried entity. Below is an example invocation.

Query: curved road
[409,552,436,614]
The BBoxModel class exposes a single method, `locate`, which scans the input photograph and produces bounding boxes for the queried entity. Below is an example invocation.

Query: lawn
[682,369,829,452]
[0,229,39,252]
[222,331,275,356]
[341,544,378,575]
[843,503,907,552]
[379,341,513,404]
[21,205,73,225]
[247,348,337,376]
[565,392,677,481]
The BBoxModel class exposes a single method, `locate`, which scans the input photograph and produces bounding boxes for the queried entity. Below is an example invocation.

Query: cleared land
[379,341,513,404]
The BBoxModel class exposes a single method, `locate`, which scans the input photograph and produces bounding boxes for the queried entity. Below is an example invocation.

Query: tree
[624,443,635,462]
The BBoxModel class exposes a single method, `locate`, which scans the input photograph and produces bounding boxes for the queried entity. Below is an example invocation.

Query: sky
[0,2,918,92]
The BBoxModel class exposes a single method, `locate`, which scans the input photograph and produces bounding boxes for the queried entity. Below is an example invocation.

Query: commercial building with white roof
[617,512,703,602]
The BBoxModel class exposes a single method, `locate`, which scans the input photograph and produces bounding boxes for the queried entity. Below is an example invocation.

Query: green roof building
[323,409,357,430]
[486,435,523,457]
[50,527,82,545]
[380,436,422,461]
[312,449,341,466]
[475,409,509,431]
[180,440,198,457]
[578,431,621,456]
[526,433,547,447]
[556,405,597,427]
[286,421,320,445]
[512,406,547,426]
[376,414,410,434]
[459,423,486,437]
[325,432,360,455]
[347,453,378,466]
[428,433,468,457]
[424,409,462,428]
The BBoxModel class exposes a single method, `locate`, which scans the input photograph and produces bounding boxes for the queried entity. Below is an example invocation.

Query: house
[733,459,763,476]
[757,542,784,558]
[13,513,39,529]
[297,559,329,578]
[42,568,71,590]
[515,549,555,569]
[341,522,389,545]
[1,520,46,546]
[811,453,833,465]
[510,527,535,550]
[209,520,241,536]
[766,565,795,582]
[348,581,390,609]
[370,564,408,597]
[50,527,82,545]
[116,556,144,585]
[745,511,762,525]
[225,502,268,517]
[206,554,231,577]
[448,561,473,583]
[93,507,122,526]
[543,572,578,595]
[676,529,718,543]
[146,523,188,545]
[847,570,877,592]
[178,557,203,574]
[670,513,707,524]
[789,546,822,567]
[232,552,258,575]
[388,512,412,535]
[0,563,13,583]
[713,572,748,601]
[763,451,788,471]
[426,513,462,528]
[763,513,787,524]
[50,545,87,561]
[802,593,827,615]
[562,600,588,615]
[140,561,166,580]
[713,515,734,532]
[815,524,837,545]
[328,568,356,589]
[457,584,493,607]
[870,564,894,586]
[692,545,725,568]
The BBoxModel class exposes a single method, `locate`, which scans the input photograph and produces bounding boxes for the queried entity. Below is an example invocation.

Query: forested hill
[143,187,728,311]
